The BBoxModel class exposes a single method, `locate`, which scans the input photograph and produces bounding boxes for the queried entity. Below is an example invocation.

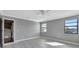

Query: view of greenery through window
[64,18,78,34]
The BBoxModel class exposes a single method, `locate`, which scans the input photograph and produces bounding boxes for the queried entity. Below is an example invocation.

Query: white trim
[2,15,39,22]
[2,17,15,46]
[3,36,39,46]
[42,36,79,45]
[2,17,4,47]
[3,36,79,47]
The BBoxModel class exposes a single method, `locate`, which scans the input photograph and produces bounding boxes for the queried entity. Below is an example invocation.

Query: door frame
[2,17,15,46]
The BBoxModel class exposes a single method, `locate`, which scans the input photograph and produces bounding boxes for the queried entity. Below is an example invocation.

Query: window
[64,18,78,34]
[41,23,47,32]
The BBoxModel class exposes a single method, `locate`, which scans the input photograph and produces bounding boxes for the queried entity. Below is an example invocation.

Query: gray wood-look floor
[3,37,79,48]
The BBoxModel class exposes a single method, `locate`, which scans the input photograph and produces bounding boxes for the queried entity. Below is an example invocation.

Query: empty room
[0,10,79,48]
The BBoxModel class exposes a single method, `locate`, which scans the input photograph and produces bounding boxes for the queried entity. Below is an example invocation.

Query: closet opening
[4,20,14,43]
[0,18,2,47]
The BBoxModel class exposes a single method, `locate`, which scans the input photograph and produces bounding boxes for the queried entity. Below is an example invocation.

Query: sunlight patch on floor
[45,42,64,46]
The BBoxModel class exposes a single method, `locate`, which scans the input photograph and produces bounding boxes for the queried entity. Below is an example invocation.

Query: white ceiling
[1,10,79,22]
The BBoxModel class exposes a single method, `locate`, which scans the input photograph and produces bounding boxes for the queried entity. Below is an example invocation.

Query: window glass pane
[41,23,47,27]
[41,23,47,32]
[42,27,47,32]
[64,18,78,34]
[65,19,77,24]
[65,22,77,26]
[43,28,47,32]
[65,27,77,34]
[65,27,77,30]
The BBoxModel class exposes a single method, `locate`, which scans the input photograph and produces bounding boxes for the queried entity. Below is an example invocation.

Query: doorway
[0,18,2,47]
[4,20,14,43]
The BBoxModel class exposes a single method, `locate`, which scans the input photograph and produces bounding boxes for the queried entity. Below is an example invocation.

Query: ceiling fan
[37,10,50,16]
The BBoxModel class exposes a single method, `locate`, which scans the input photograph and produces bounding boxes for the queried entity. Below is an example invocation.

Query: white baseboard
[3,36,79,46]
[4,36,40,46]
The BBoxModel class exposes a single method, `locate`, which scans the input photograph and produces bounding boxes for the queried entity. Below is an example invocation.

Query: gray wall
[3,16,40,41]
[14,19,40,41]
[40,16,79,43]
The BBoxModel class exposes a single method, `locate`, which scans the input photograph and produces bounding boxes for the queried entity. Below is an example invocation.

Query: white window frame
[41,23,47,32]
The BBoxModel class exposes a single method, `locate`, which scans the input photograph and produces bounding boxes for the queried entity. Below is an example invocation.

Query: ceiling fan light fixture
[38,10,50,15]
